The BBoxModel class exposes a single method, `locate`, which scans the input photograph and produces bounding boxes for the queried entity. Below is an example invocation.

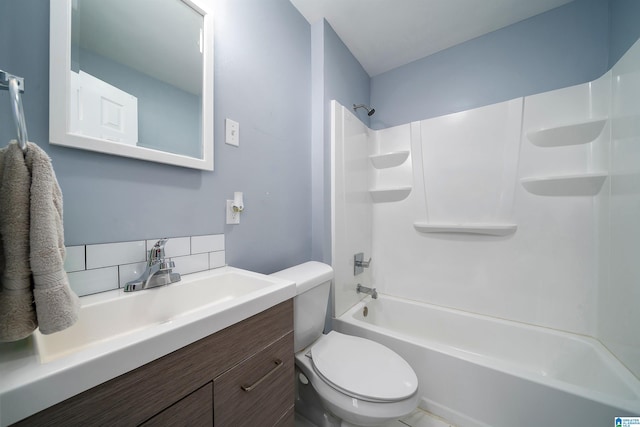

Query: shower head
[353,104,375,116]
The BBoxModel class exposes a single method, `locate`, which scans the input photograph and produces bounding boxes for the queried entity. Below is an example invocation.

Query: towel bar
[0,69,29,153]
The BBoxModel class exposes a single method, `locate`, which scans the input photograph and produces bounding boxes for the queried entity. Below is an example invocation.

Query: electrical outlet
[226,200,240,224]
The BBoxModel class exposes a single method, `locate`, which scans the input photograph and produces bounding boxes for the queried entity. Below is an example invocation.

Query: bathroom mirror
[49,0,214,170]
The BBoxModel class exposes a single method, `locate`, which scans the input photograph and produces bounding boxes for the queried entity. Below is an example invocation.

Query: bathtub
[333,294,640,427]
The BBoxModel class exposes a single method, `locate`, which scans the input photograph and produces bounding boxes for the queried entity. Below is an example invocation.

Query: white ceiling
[290,0,574,76]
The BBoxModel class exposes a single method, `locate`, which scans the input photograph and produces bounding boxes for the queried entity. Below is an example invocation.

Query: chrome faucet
[124,238,181,292]
[356,284,378,299]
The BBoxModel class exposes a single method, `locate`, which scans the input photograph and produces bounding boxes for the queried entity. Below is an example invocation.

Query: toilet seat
[310,331,418,403]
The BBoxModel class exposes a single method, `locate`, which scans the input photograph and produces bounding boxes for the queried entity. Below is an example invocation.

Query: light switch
[225,118,239,147]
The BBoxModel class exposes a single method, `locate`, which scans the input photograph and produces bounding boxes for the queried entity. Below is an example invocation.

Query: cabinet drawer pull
[240,359,283,392]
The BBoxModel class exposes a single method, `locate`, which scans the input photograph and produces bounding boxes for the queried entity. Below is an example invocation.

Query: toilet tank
[271,262,333,352]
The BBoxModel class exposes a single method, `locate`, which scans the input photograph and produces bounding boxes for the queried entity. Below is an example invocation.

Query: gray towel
[24,142,79,335]
[0,141,38,341]
[0,141,79,341]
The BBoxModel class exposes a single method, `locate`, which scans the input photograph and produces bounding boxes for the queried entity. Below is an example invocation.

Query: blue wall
[0,0,311,274]
[609,0,640,66]
[214,0,312,272]
[370,0,610,129]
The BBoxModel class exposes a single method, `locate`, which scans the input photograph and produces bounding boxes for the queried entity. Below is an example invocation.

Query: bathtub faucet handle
[357,258,371,268]
[354,252,371,275]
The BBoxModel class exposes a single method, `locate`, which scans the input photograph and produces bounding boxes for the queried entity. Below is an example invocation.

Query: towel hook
[1,70,28,153]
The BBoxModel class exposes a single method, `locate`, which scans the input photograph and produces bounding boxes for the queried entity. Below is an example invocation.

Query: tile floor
[294,408,455,427]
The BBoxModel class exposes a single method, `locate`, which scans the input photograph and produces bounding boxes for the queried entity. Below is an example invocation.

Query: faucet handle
[158,260,175,270]
[354,252,371,275]
[149,238,169,263]
[356,258,371,268]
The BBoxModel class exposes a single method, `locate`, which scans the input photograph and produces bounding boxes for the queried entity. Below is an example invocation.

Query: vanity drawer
[214,331,294,427]
[140,382,213,426]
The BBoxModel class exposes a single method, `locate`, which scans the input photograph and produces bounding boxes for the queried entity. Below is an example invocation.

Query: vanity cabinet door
[214,332,294,427]
[273,407,295,427]
[139,382,213,426]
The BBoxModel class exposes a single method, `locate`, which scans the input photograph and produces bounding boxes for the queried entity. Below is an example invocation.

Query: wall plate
[226,200,240,224]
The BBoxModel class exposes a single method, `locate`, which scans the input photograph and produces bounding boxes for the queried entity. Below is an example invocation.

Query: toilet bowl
[297,331,419,426]
[271,262,418,427]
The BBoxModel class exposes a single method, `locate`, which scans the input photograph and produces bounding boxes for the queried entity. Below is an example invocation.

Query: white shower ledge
[527,118,607,147]
[521,172,607,196]
[413,222,517,236]
[369,151,410,169]
[369,186,412,203]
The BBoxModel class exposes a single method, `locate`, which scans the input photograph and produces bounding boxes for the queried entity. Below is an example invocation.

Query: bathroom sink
[33,268,293,363]
[0,266,295,426]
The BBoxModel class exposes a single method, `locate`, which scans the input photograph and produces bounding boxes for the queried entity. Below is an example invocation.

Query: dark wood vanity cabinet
[214,332,293,426]
[140,382,214,426]
[14,300,294,427]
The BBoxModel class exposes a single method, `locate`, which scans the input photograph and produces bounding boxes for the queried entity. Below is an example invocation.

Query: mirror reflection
[70,0,203,158]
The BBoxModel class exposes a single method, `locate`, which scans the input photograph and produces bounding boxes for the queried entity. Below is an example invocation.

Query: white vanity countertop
[0,266,295,426]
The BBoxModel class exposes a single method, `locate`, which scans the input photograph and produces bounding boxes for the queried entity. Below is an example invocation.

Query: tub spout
[356,284,378,299]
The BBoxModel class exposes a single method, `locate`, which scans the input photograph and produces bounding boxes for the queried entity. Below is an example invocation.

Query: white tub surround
[331,38,640,426]
[601,37,640,380]
[419,98,522,232]
[331,40,640,336]
[332,78,608,334]
[331,104,374,316]
[335,295,640,427]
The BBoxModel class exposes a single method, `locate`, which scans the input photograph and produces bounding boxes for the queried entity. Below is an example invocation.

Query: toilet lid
[310,331,418,402]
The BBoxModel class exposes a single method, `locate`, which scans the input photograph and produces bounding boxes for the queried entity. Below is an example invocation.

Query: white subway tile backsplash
[145,237,191,259]
[191,234,224,254]
[68,267,119,296]
[173,253,209,275]
[86,241,146,269]
[67,235,226,297]
[118,262,147,287]
[209,251,226,269]
[64,245,85,272]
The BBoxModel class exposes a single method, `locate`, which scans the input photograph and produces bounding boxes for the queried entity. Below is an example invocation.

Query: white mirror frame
[49,0,214,171]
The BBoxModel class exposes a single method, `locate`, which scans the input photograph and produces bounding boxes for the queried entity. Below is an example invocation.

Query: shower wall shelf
[369,187,412,203]
[526,118,607,147]
[369,151,410,169]
[413,222,517,236]
[521,172,607,196]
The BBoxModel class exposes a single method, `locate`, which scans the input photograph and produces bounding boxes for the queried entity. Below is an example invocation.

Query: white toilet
[272,262,418,427]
